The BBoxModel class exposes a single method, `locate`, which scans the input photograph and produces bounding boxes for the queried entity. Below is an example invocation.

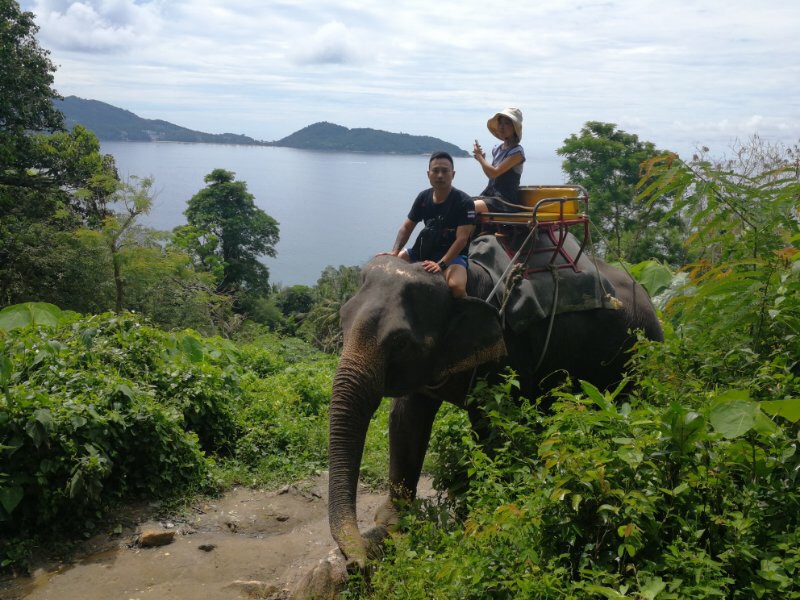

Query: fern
[639,140,800,363]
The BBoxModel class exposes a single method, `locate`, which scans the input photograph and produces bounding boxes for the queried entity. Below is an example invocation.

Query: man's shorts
[405,248,468,270]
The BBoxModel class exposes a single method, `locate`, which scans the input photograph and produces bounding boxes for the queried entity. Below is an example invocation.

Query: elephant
[327,244,663,570]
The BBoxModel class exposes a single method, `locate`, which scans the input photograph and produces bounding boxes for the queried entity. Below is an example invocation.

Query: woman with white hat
[473,107,525,213]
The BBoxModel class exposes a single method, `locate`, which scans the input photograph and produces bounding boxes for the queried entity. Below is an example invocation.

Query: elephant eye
[389,336,412,353]
[387,332,417,356]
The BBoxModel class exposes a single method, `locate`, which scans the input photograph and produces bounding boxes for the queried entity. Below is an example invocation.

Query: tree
[1,0,64,183]
[266,284,315,333]
[175,169,279,295]
[0,3,123,313]
[0,203,112,310]
[1,2,117,205]
[0,126,120,310]
[557,121,687,264]
[83,176,154,313]
[299,265,361,352]
[31,125,119,223]
[0,4,237,331]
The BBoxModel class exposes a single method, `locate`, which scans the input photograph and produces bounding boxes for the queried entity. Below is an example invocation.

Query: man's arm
[439,224,474,265]
[378,218,416,256]
[422,223,474,273]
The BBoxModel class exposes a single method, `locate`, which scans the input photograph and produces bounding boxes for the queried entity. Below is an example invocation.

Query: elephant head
[328,255,506,568]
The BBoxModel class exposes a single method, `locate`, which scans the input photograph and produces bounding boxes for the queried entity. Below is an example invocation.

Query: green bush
[0,308,342,570]
[426,403,472,505]
[149,362,241,453]
[232,373,328,476]
[0,314,217,539]
[367,376,800,599]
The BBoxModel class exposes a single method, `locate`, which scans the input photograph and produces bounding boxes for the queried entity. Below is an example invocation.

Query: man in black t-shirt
[380,151,476,297]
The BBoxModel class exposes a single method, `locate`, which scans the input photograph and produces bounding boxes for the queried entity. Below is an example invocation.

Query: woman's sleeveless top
[480,144,525,204]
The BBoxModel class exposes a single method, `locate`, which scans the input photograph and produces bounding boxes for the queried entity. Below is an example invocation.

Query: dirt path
[1,474,433,599]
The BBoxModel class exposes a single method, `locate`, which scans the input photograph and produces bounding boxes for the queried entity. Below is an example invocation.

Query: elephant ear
[435,297,506,376]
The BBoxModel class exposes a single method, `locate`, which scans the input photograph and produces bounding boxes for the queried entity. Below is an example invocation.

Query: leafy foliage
[274,284,315,332]
[638,137,800,361]
[299,264,362,352]
[0,0,64,182]
[1,10,272,332]
[90,175,155,312]
[28,124,118,220]
[1,124,238,334]
[364,374,800,599]
[625,260,674,298]
[558,121,687,264]
[0,305,345,570]
[0,125,120,310]
[0,311,214,545]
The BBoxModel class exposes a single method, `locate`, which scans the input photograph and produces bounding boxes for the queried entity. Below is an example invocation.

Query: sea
[102,142,566,287]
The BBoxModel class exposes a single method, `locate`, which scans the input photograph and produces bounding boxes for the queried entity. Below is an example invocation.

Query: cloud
[28,0,161,52]
[291,21,364,65]
[18,0,800,157]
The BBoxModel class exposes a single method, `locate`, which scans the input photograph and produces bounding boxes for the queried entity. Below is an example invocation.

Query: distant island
[55,96,260,145]
[55,96,468,156]
[272,122,468,157]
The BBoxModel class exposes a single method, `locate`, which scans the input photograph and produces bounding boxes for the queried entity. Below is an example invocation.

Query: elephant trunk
[328,351,383,569]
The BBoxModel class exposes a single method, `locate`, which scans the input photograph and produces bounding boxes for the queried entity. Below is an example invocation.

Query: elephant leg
[374,393,442,529]
[465,398,491,445]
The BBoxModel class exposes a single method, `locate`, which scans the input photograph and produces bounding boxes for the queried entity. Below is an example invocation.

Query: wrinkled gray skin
[329,253,663,569]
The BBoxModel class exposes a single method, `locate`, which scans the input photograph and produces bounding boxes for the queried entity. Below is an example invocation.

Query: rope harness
[481,222,569,378]
[485,224,538,307]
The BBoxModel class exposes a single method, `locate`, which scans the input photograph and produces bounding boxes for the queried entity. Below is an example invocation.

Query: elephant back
[469,232,619,332]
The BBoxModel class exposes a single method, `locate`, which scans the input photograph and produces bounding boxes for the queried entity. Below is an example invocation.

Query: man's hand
[422,260,445,273]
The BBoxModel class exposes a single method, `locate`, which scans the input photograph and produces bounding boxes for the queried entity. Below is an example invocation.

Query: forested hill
[55,97,468,155]
[271,121,469,156]
[56,96,263,145]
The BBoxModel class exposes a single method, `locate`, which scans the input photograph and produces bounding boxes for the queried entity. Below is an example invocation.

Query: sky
[18,0,800,160]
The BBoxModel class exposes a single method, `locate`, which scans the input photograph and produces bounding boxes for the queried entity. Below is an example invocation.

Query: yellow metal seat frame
[476,185,590,272]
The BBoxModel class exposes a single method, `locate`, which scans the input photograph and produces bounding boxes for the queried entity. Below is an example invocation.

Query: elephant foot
[373,497,400,531]
[363,525,390,560]
[290,550,348,599]
[290,529,387,600]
